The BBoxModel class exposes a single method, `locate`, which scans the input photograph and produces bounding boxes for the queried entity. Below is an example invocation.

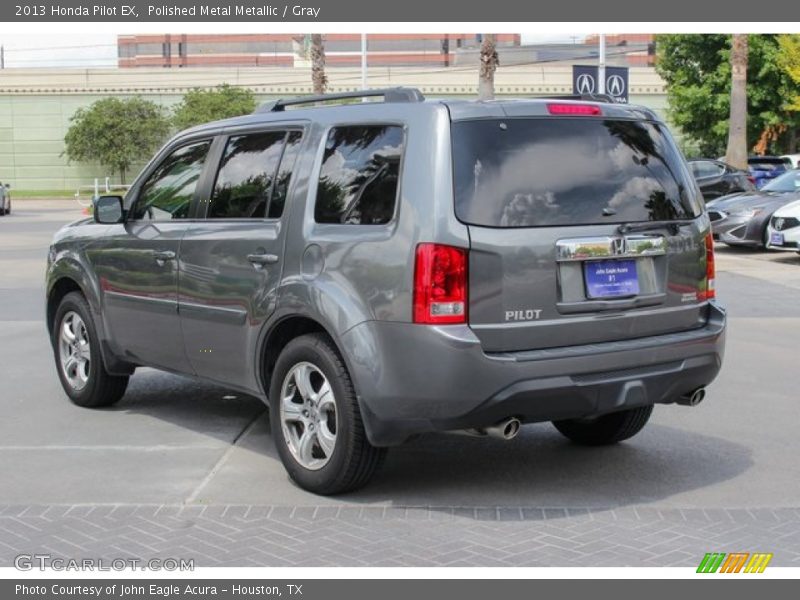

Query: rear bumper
[343,303,726,446]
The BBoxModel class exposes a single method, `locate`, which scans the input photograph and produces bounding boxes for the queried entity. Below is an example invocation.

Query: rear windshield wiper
[617,219,696,235]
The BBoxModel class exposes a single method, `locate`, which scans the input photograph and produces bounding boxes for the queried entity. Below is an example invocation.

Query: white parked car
[781,154,800,169]
[766,198,800,252]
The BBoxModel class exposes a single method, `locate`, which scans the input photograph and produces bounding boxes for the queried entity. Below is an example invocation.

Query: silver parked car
[46,89,726,494]
[707,170,800,248]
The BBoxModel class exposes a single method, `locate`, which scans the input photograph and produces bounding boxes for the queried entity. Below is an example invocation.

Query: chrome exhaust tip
[450,417,522,440]
[485,417,522,440]
[678,387,706,407]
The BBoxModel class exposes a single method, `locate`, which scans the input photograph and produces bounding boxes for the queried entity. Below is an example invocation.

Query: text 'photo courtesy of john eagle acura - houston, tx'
[46,88,725,495]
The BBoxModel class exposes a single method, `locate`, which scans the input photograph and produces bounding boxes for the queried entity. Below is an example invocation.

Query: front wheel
[52,291,128,408]
[552,405,653,446]
[269,333,386,495]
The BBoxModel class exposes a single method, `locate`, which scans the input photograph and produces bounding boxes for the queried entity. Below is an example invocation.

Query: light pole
[361,33,368,95]
[598,33,606,95]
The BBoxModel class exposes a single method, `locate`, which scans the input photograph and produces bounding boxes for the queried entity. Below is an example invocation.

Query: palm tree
[725,34,748,170]
[310,34,327,95]
[478,34,499,101]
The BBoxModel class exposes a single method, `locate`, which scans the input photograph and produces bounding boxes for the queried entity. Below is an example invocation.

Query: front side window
[131,141,211,220]
[269,131,304,219]
[209,131,287,219]
[315,125,404,225]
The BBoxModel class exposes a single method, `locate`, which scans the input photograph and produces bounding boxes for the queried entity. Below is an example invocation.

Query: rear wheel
[552,405,653,446]
[52,292,128,408]
[269,333,386,494]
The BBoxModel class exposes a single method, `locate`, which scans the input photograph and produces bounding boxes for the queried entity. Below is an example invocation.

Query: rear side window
[692,161,724,178]
[452,118,702,228]
[209,131,286,219]
[315,125,404,225]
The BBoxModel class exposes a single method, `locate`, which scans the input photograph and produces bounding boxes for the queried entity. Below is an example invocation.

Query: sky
[0,33,588,68]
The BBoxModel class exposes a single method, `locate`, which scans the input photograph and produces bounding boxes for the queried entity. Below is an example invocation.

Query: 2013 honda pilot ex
[46,89,726,494]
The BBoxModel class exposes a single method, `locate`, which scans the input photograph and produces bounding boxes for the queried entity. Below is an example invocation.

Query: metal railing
[74,177,131,207]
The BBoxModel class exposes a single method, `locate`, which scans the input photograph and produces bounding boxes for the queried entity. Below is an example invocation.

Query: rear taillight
[698,233,715,301]
[413,243,467,324]
[546,103,602,116]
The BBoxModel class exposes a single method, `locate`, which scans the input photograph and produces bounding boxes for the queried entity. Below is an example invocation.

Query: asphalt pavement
[1,200,799,567]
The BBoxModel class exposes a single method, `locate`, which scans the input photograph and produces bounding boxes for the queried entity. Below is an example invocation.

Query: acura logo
[576,73,595,95]
[607,74,626,97]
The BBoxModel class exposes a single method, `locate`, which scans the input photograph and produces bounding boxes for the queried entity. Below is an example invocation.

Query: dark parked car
[45,89,726,494]
[748,156,790,188]
[0,183,10,216]
[688,159,754,201]
[707,169,800,248]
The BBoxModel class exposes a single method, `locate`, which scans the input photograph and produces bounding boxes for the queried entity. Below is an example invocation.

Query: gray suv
[46,89,726,494]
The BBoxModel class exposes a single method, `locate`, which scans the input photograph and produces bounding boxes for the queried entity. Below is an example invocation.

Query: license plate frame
[584,259,640,299]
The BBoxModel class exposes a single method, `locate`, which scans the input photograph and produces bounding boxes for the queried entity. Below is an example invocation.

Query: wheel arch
[47,277,85,336]
[46,264,134,375]
[259,314,341,397]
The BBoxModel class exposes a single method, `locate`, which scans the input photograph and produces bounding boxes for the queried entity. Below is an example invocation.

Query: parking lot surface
[1,200,799,567]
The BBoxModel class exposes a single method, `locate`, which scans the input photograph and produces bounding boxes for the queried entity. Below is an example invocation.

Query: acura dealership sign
[572,65,629,103]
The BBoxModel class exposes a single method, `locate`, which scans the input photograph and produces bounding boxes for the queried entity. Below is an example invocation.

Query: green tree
[172,84,257,131]
[63,97,170,184]
[656,34,799,157]
[778,35,800,108]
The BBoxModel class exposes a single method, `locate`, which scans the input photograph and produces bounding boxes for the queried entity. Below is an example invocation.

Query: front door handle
[153,250,176,266]
[247,253,279,266]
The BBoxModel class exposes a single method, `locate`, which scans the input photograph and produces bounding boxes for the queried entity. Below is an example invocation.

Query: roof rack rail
[255,87,425,113]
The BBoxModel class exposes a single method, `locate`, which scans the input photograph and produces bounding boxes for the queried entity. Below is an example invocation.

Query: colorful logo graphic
[697,552,773,573]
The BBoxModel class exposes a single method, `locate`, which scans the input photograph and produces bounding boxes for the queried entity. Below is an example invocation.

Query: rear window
[749,160,786,171]
[452,118,702,228]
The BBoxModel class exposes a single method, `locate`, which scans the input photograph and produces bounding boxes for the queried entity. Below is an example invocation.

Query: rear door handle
[247,253,279,266]
[153,250,176,265]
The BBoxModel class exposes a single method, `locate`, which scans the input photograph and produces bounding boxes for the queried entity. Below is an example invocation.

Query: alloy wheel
[279,362,338,470]
[58,311,91,391]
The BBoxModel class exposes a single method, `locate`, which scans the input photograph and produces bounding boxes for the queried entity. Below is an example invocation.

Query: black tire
[269,333,386,495]
[52,291,128,408]
[552,405,653,446]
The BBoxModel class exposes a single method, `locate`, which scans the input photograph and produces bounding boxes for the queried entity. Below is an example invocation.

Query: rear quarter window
[452,117,701,228]
[314,125,404,225]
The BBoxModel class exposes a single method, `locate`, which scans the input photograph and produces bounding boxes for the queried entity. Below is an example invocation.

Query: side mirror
[94,195,124,224]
